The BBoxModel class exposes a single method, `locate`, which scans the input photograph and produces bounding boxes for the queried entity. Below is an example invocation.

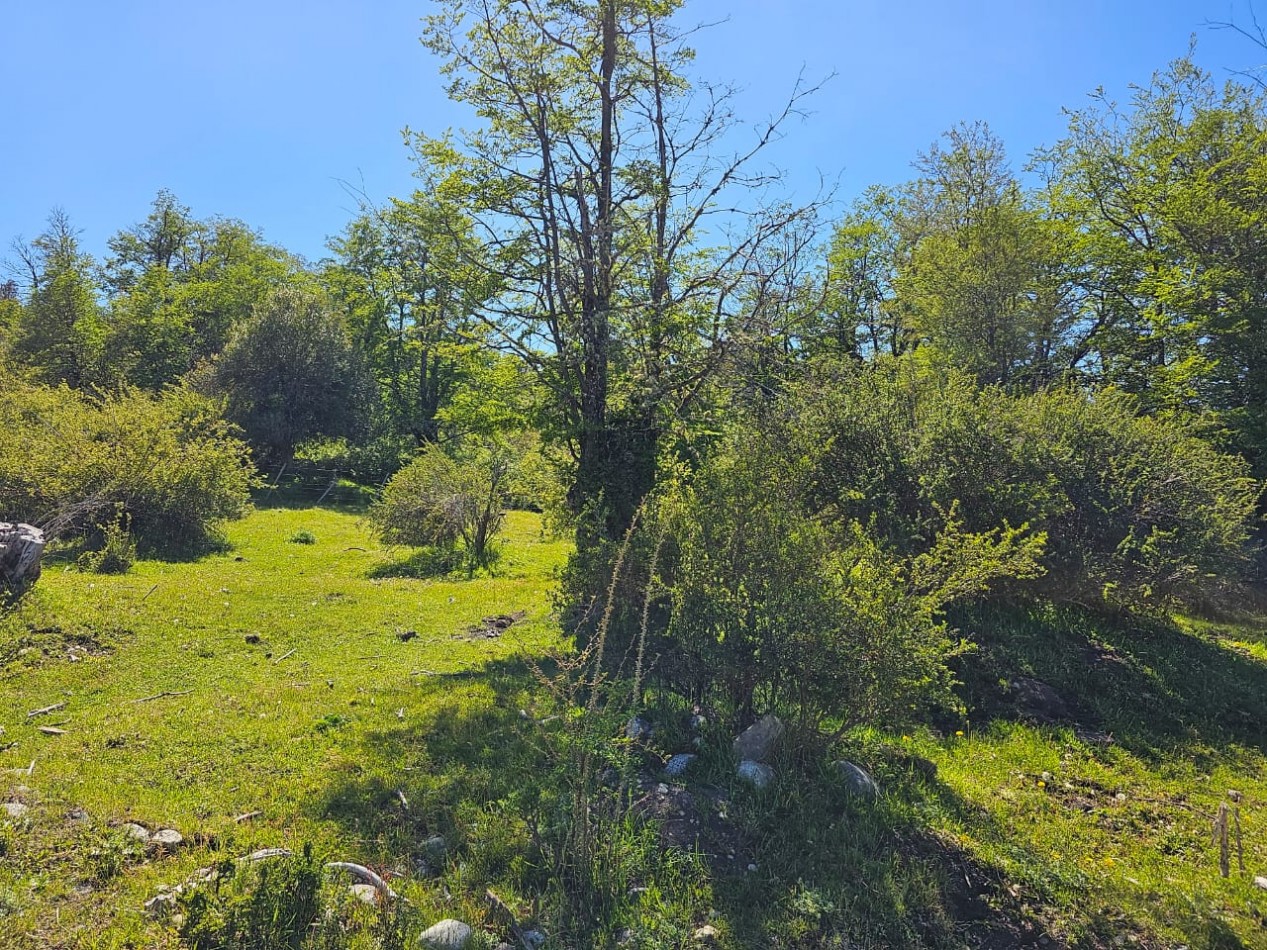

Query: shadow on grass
[307,654,1241,949]
[950,602,1267,762]
[366,546,503,581]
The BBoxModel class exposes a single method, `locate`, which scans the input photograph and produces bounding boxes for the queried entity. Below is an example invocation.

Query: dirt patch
[461,611,526,640]
[632,777,752,872]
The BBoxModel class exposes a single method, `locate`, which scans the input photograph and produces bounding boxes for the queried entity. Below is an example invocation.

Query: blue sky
[2,1,1263,265]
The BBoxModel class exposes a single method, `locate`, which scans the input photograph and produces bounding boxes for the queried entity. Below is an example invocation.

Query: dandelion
[955,730,965,737]
[1102,856,1115,867]
[1037,780,1046,788]
[901,735,912,742]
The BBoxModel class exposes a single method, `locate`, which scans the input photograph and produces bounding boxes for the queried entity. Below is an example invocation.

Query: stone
[349,883,380,905]
[664,753,697,777]
[736,760,774,790]
[522,930,546,949]
[625,716,652,740]
[1254,875,1267,890]
[423,834,447,855]
[2,802,29,819]
[144,891,178,918]
[834,760,880,800]
[732,714,783,763]
[121,822,151,842]
[149,828,184,852]
[418,919,473,949]
[1010,677,1072,723]
[694,924,720,943]
[0,522,45,596]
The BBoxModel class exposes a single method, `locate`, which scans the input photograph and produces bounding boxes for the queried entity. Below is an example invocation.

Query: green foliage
[658,438,1041,731]
[77,505,138,575]
[288,530,316,545]
[369,438,519,567]
[792,358,1260,609]
[0,377,256,549]
[177,847,323,950]
[206,286,376,464]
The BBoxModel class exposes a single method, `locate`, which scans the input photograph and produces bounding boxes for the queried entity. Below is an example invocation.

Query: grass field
[2,499,1266,948]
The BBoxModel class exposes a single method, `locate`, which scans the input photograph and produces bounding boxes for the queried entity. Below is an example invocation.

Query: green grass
[2,501,1266,949]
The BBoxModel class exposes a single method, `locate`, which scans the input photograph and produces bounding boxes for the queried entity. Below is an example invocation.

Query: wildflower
[901,735,912,742]
[1102,856,1115,867]
[1037,780,1046,788]
[955,730,965,737]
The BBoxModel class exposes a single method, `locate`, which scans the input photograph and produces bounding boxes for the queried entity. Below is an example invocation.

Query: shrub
[369,437,517,567]
[288,530,316,545]
[0,377,256,550]
[792,358,1261,609]
[655,443,1043,732]
[78,506,138,574]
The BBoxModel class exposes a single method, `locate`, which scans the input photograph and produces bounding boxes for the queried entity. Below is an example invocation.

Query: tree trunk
[0,523,46,597]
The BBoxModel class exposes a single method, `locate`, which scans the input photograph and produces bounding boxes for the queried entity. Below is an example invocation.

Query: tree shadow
[949,602,1267,763]
[307,654,1252,949]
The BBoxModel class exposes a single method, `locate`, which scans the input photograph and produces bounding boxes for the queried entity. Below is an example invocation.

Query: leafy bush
[656,443,1044,732]
[0,377,256,550]
[792,358,1261,609]
[288,530,316,545]
[78,505,138,574]
[369,438,518,567]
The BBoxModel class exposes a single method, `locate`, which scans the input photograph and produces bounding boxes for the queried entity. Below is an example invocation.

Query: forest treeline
[2,2,1265,725]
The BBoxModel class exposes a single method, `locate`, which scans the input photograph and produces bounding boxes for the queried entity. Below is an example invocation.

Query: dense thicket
[0,373,255,548]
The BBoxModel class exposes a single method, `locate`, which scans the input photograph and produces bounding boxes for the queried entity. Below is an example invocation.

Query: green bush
[77,506,138,574]
[656,443,1043,732]
[369,438,517,567]
[792,357,1261,609]
[0,376,256,550]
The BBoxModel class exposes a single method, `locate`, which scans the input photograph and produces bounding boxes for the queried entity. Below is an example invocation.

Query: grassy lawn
[2,500,1266,948]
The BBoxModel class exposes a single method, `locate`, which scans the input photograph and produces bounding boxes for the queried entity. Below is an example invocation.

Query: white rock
[349,883,380,905]
[3,802,29,819]
[736,760,774,790]
[694,924,720,943]
[1254,875,1267,890]
[419,918,473,949]
[121,822,151,841]
[522,930,546,949]
[149,828,184,852]
[625,716,652,740]
[732,714,784,763]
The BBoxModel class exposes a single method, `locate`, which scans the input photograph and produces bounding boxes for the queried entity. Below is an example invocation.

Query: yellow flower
[1037,780,1046,788]
[1102,856,1115,867]
[955,730,965,737]
[901,735,912,742]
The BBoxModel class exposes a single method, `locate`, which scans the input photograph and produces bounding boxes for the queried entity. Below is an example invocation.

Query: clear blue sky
[2,1,1262,265]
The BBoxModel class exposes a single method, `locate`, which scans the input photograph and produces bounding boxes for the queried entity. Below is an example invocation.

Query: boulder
[2,802,29,819]
[148,828,184,853]
[1010,677,1072,723]
[121,822,151,842]
[349,883,380,905]
[694,924,720,943]
[625,716,652,740]
[833,760,880,800]
[732,714,784,763]
[419,919,473,949]
[736,760,774,790]
[0,523,45,596]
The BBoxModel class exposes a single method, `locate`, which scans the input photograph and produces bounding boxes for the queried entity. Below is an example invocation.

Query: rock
[694,924,720,943]
[834,760,880,800]
[423,834,447,855]
[245,634,261,644]
[144,891,178,918]
[2,802,29,819]
[1254,875,1267,890]
[349,883,380,905]
[149,828,184,852]
[664,753,697,777]
[418,919,473,949]
[732,714,783,763]
[1010,677,1072,723]
[522,930,546,949]
[625,716,652,740]
[736,760,774,790]
[121,822,151,842]
[0,522,45,597]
